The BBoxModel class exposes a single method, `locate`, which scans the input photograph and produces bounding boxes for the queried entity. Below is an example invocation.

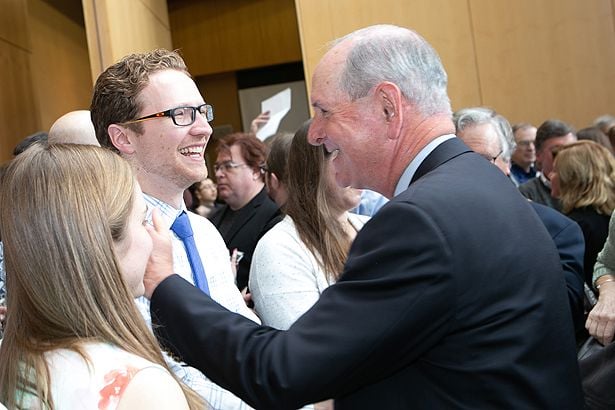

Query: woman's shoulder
[44,342,168,409]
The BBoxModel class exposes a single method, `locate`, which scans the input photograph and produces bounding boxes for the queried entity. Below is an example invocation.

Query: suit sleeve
[552,220,585,331]
[151,201,456,409]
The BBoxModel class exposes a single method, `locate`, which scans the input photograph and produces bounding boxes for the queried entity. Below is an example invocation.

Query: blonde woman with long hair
[551,140,615,287]
[0,144,203,409]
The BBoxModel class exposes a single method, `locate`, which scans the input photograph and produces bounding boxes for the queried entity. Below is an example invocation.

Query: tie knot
[170,211,193,239]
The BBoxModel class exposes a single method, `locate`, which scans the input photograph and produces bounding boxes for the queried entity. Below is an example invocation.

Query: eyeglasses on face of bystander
[214,161,249,174]
[480,149,503,164]
[122,104,214,126]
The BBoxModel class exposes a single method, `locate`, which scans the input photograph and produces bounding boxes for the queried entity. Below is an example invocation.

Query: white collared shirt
[137,194,259,410]
[394,134,456,196]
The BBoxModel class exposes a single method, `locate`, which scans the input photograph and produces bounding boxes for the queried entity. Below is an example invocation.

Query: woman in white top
[0,144,202,409]
[250,120,369,330]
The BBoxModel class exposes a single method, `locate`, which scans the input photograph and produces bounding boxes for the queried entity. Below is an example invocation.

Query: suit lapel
[411,137,472,185]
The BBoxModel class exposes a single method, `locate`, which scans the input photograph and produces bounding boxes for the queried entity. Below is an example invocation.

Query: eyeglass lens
[171,105,214,126]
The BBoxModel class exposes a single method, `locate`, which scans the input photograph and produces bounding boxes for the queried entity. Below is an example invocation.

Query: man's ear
[268,172,281,191]
[375,82,403,140]
[107,124,136,155]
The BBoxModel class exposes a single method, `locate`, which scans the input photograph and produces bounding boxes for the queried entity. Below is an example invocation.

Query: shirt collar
[394,134,456,196]
[539,172,551,189]
[143,193,187,228]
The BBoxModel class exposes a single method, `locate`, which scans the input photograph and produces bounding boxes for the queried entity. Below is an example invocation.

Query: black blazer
[209,187,282,290]
[567,206,611,288]
[152,138,583,409]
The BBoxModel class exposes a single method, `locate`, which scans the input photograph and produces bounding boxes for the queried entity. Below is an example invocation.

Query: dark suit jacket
[152,138,583,409]
[530,201,585,331]
[209,187,282,290]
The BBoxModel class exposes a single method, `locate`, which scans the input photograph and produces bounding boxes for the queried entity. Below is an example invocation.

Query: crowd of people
[1,23,615,409]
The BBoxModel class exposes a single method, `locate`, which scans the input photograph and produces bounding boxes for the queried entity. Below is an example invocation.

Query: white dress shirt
[138,194,259,410]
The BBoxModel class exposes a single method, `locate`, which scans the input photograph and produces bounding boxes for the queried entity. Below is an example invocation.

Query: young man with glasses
[209,133,282,292]
[91,49,258,410]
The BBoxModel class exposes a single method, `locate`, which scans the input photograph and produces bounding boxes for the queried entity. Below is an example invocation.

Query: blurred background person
[594,114,615,135]
[250,120,369,331]
[48,110,99,146]
[586,211,615,345]
[189,177,219,218]
[262,132,294,208]
[454,107,585,334]
[576,126,614,154]
[509,123,537,186]
[551,140,615,287]
[12,131,47,156]
[0,144,201,409]
[210,133,282,291]
[518,119,577,211]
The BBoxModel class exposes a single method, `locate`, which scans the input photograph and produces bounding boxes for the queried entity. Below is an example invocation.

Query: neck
[337,211,357,239]
[138,179,185,209]
[382,111,456,198]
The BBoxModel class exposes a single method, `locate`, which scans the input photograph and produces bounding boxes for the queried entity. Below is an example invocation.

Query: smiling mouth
[179,145,205,158]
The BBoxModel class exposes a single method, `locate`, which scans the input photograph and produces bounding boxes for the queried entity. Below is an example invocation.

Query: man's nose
[307,119,325,146]
[191,111,213,137]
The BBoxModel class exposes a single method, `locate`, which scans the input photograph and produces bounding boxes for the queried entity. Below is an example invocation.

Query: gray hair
[453,107,516,163]
[335,25,451,117]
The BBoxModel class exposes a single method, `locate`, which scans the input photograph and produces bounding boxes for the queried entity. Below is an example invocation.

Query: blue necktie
[170,211,210,295]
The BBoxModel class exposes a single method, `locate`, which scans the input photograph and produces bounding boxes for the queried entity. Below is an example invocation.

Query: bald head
[48,110,99,146]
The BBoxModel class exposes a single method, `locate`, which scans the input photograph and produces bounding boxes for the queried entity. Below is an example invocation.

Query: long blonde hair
[554,140,615,215]
[0,144,203,409]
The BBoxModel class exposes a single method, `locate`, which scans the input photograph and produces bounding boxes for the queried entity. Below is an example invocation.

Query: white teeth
[179,146,204,155]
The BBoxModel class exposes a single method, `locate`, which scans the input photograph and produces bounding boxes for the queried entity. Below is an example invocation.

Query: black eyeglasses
[123,104,214,126]
[480,149,503,163]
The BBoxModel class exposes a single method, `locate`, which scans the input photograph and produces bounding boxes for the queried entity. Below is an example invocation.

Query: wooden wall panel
[28,0,92,130]
[83,0,173,81]
[169,0,302,76]
[0,0,38,163]
[0,41,39,162]
[294,0,481,112]
[0,0,30,50]
[295,0,615,129]
[196,72,242,134]
[470,0,615,128]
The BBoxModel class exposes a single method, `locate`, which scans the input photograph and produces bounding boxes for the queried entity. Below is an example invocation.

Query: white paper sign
[256,88,292,140]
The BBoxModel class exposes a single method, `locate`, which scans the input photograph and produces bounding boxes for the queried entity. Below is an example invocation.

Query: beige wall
[295,0,615,129]
[29,0,92,130]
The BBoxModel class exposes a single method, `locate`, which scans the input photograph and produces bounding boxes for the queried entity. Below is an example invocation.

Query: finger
[151,208,166,233]
[602,317,615,344]
[230,248,238,264]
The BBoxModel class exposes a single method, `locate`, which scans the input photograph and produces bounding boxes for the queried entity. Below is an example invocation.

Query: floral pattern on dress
[98,366,140,409]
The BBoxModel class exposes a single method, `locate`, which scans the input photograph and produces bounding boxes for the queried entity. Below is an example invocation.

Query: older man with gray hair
[454,106,585,333]
[144,25,583,409]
